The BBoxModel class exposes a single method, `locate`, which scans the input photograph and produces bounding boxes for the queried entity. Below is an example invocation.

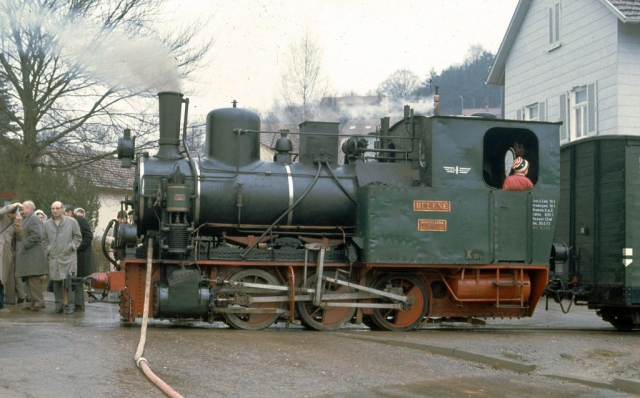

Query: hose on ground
[134,238,184,398]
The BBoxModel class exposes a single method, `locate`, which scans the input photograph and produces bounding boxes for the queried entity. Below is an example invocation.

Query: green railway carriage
[551,136,640,330]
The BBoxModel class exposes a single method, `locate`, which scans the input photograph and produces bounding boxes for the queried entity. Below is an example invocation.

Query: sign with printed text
[532,198,555,230]
[418,219,447,232]
[413,200,451,212]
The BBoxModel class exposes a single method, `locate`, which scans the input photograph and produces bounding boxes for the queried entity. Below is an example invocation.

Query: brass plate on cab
[418,219,447,232]
[413,200,450,212]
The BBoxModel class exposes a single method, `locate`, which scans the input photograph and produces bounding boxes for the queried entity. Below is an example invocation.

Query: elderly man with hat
[502,157,534,191]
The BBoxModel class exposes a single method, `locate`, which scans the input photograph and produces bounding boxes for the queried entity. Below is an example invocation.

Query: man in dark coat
[15,201,48,311]
[72,207,94,311]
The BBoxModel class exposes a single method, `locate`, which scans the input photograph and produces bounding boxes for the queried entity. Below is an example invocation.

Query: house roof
[486,0,640,86]
[45,148,135,191]
[340,119,379,137]
[603,0,640,22]
[74,155,135,191]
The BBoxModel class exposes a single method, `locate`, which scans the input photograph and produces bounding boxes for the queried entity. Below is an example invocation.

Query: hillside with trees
[417,44,502,116]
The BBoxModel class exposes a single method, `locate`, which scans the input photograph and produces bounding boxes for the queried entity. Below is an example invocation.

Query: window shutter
[548,7,554,44]
[554,3,560,43]
[587,83,597,135]
[516,109,522,120]
[559,94,567,141]
[539,101,546,122]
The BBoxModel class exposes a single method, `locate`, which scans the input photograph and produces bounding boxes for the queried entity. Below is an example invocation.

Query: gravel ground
[417,302,640,383]
[1,294,638,397]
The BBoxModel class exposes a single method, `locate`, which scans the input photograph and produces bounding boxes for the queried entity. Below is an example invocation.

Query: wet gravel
[0,295,638,397]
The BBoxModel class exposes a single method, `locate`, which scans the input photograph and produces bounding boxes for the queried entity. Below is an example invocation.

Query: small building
[77,156,134,238]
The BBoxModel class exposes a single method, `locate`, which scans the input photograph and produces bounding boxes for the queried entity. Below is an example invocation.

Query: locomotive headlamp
[117,128,135,168]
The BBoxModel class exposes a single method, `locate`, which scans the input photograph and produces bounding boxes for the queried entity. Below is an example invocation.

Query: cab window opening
[483,128,539,189]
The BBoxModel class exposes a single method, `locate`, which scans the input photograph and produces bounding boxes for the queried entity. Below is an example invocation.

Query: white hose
[134,238,184,398]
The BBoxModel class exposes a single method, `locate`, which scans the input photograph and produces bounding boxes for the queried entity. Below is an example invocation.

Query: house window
[571,87,587,140]
[560,83,597,142]
[548,2,561,47]
[526,103,539,121]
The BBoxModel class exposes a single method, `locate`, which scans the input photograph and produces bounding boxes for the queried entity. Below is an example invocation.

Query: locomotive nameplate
[413,200,450,212]
[418,219,447,231]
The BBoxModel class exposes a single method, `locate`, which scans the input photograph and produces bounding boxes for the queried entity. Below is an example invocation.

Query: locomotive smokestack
[157,91,184,159]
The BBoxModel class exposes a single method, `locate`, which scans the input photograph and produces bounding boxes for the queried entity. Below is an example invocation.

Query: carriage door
[494,191,531,262]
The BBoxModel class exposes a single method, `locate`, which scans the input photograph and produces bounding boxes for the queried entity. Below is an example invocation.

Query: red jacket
[502,174,533,191]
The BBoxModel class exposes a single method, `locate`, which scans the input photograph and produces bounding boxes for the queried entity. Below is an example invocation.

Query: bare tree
[184,120,206,156]
[0,0,212,199]
[279,30,327,122]
[377,69,420,101]
[465,43,487,65]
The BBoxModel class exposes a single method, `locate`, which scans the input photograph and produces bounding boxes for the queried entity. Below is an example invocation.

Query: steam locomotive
[104,91,565,331]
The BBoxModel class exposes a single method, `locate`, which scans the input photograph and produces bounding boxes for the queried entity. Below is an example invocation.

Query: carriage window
[483,128,539,189]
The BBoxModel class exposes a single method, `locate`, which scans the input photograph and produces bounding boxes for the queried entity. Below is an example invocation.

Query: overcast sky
[165,0,518,117]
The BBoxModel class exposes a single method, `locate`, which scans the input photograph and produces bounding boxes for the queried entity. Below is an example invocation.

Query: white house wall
[95,189,131,240]
[617,21,640,134]
[504,0,621,143]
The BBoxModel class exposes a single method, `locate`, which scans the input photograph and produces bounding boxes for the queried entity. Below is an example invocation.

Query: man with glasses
[43,201,81,314]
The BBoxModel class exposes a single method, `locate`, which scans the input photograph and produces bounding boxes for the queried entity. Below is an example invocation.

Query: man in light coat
[15,201,48,311]
[43,201,81,314]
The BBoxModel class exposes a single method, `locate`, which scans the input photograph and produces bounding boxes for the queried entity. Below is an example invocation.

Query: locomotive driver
[504,139,526,178]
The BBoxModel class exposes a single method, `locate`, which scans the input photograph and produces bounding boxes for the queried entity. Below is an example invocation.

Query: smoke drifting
[64,27,182,93]
[71,31,181,92]
[0,0,181,93]
[341,97,436,120]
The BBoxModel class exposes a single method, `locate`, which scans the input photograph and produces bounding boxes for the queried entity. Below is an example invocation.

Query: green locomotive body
[107,92,562,331]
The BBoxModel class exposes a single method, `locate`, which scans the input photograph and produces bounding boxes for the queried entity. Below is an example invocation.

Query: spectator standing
[72,207,95,311]
[15,201,48,311]
[1,202,27,308]
[35,209,48,224]
[0,203,22,310]
[43,201,81,314]
[117,210,128,225]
